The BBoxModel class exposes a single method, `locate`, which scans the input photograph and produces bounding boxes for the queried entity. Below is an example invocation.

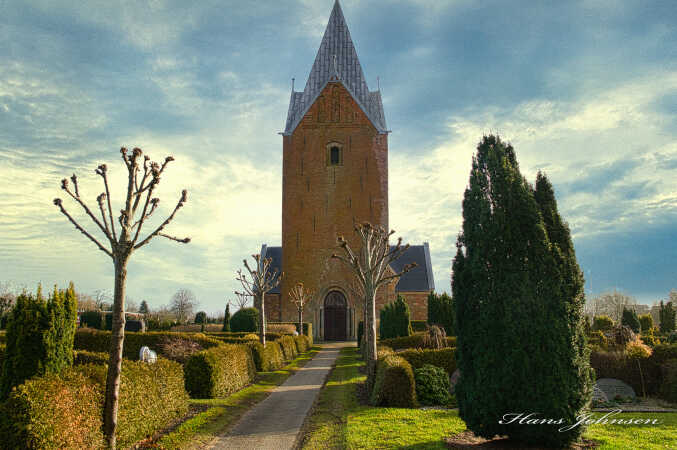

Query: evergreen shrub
[79,311,104,329]
[184,344,256,398]
[622,308,641,333]
[414,364,451,405]
[230,307,259,333]
[245,340,285,372]
[268,321,312,337]
[222,304,231,332]
[294,334,311,353]
[593,315,615,332]
[370,354,416,407]
[277,335,298,360]
[427,292,454,335]
[398,347,456,376]
[379,295,412,339]
[410,320,427,332]
[638,314,654,332]
[73,350,109,366]
[660,359,677,403]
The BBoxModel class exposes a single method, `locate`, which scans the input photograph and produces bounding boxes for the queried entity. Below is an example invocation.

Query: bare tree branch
[53,198,113,258]
[61,178,111,239]
[134,189,189,249]
[96,163,117,242]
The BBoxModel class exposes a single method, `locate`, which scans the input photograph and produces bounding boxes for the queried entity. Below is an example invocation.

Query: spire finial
[377,76,380,90]
[291,77,295,92]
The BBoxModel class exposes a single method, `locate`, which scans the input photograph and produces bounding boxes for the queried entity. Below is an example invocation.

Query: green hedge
[370,354,417,407]
[269,322,312,339]
[0,359,188,449]
[398,347,456,376]
[0,344,4,368]
[410,320,427,332]
[277,335,298,361]
[379,334,456,350]
[207,331,282,340]
[230,307,259,332]
[73,350,109,366]
[246,341,285,372]
[294,335,311,353]
[0,331,5,345]
[73,329,222,361]
[184,344,256,398]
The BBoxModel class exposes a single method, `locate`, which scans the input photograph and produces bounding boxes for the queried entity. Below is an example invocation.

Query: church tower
[261,1,434,341]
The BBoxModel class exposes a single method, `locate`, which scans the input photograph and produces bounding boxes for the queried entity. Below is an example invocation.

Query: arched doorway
[324,291,347,341]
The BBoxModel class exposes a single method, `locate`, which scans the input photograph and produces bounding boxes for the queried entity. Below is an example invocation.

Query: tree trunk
[104,258,128,449]
[365,289,378,392]
[298,309,303,336]
[257,293,266,346]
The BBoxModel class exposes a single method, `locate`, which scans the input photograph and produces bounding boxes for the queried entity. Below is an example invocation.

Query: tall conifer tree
[453,136,592,447]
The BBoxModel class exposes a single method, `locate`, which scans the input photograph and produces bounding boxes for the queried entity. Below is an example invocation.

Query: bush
[194,311,207,324]
[422,325,447,349]
[622,308,641,333]
[73,329,221,361]
[357,321,364,348]
[639,314,654,333]
[230,307,259,333]
[626,339,652,359]
[277,335,298,360]
[294,335,311,353]
[379,333,456,350]
[414,364,451,405]
[660,359,677,403]
[104,313,146,332]
[641,329,661,347]
[222,304,231,332]
[410,320,427,332]
[370,354,416,407]
[593,315,615,332]
[184,344,256,398]
[427,292,454,335]
[669,331,677,344]
[379,295,412,339]
[1,284,77,399]
[79,311,104,329]
[611,325,636,348]
[73,350,109,366]
[268,321,312,338]
[267,323,297,334]
[398,347,456,376]
[0,359,188,449]
[158,336,204,364]
[587,330,609,350]
[590,350,655,395]
[253,341,286,372]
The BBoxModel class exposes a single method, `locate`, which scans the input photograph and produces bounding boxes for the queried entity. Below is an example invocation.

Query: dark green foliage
[659,301,676,333]
[183,344,256,398]
[73,350,109,366]
[414,364,451,405]
[222,304,231,332]
[660,359,677,403]
[584,315,592,335]
[593,315,615,332]
[277,335,298,360]
[139,300,150,315]
[589,350,656,395]
[79,311,104,329]
[379,295,412,339]
[398,347,456,376]
[410,320,427,332]
[370,354,417,407]
[194,311,207,324]
[357,321,364,348]
[73,329,221,361]
[622,308,641,333]
[427,292,454,335]
[0,284,77,400]
[230,307,259,333]
[453,137,593,447]
[0,359,188,449]
[638,314,653,332]
[379,333,456,350]
[669,331,677,344]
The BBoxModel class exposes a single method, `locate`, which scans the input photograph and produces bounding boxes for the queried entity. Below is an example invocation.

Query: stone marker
[591,385,608,403]
[449,369,460,394]
[595,378,635,401]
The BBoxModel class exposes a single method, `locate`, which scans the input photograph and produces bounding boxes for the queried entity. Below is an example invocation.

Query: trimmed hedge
[230,307,259,332]
[379,334,456,350]
[73,350,109,366]
[269,321,312,339]
[370,354,417,407]
[184,344,256,398]
[398,347,456,376]
[246,340,285,372]
[0,358,188,449]
[294,335,312,353]
[73,329,221,361]
[660,359,677,403]
[590,350,656,395]
[414,364,451,405]
[410,320,427,332]
[277,335,298,361]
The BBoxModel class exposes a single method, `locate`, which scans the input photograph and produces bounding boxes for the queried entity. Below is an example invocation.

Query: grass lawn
[157,346,320,449]
[301,347,677,449]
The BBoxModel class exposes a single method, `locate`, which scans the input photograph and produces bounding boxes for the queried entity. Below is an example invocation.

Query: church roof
[283,0,387,135]
[260,242,434,295]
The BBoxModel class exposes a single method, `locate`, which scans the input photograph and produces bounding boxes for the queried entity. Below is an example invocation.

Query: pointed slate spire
[284,0,387,134]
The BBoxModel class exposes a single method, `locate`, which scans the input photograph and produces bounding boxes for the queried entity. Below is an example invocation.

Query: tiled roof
[283,0,387,135]
[259,242,434,294]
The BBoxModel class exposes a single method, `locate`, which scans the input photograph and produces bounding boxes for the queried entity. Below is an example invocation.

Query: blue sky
[1,0,675,315]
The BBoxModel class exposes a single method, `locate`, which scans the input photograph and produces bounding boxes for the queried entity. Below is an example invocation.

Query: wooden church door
[324,291,347,341]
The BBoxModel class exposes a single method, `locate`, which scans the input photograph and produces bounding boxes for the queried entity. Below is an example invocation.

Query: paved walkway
[206,342,349,450]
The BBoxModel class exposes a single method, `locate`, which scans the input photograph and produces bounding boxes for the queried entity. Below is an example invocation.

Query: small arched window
[326,142,343,166]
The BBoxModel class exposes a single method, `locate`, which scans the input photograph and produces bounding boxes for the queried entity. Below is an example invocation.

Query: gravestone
[595,378,635,401]
[591,385,608,403]
[139,346,157,364]
[449,369,460,394]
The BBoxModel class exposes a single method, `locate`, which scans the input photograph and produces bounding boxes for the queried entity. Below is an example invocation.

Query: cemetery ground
[299,347,677,450]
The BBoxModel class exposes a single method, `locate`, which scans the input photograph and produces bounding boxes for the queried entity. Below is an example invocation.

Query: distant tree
[236,255,282,345]
[53,147,190,448]
[621,307,641,333]
[125,297,139,313]
[139,300,150,315]
[659,301,676,334]
[592,290,637,323]
[638,314,653,332]
[0,283,15,329]
[171,289,197,324]
[289,282,313,336]
[222,303,231,332]
[194,311,207,324]
[332,223,415,390]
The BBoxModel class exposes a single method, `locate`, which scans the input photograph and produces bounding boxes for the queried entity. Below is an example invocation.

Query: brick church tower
[260,1,434,341]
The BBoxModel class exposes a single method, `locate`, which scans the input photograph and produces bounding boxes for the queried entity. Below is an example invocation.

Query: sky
[1,0,675,315]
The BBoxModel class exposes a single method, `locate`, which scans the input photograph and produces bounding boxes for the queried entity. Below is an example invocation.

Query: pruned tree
[235,254,282,345]
[52,147,190,449]
[289,282,313,336]
[234,291,250,310]
[171,288,197,324]
[331,222,416,389]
